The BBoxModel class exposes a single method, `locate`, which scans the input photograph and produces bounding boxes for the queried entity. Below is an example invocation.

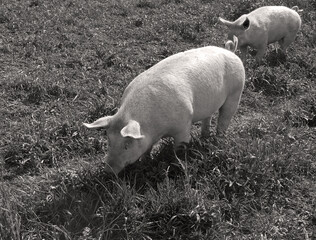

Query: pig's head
[219,16,250,44]
[83,116,149,174]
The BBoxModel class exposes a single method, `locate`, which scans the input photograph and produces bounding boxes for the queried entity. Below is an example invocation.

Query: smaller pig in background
[84,46,245,174]
[219,6,302,63]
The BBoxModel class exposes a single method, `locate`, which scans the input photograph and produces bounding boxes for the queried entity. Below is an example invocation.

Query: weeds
[0,185,22,240]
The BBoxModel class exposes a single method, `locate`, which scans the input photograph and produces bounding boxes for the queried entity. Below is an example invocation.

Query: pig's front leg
[239,45,248,63]
[255,42,268,63]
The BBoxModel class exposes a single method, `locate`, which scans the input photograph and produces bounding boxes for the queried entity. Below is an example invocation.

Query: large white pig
[219,6,302,62]
[83,46,245,174]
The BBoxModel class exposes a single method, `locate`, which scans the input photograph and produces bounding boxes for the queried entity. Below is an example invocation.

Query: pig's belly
[191,90,227,123]
[267,28,288,44]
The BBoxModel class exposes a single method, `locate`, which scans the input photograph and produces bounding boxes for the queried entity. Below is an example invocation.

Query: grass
[1,0,316,239]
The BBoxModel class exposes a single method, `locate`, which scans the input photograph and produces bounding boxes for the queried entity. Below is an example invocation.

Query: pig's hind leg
[216,94,241,136]
[201,117,211,138]
[279,32,297,52]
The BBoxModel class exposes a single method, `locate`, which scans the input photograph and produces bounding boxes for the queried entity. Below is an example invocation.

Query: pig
[225,35,238,52]
[219,6,302,62]
[83,46,245,174]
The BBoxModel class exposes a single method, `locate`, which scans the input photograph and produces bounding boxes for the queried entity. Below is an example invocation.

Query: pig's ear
[83,116,112,129]
[120,120,145,139]
[233,35,238,50]
[242,17,250,29]
[233,35,238,44]
[218,17,234,27]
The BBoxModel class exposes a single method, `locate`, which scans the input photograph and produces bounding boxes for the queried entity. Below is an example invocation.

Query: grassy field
[1,0,316,239]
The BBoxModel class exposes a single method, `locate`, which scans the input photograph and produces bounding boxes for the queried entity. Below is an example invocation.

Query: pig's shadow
[119,135,223,192]
[119,139,185,191]
[266,49,287,67]
[38,137,221,236]
[247,48,287,67]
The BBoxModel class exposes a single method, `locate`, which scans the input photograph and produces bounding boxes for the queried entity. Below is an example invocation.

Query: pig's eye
[124,142,130,150]
[123,139,133,150]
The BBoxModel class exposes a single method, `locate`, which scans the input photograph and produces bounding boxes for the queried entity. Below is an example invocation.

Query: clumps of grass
[29,0,40,8]
[237,117,316,178]
[50,122,104,156]
[0,11,9,24]
[252,68,287,96]
[96,51,116,68]
[225,0,262,20]
[21,167,131,239]
[136,0,156,8]
[23,155,221,239]
[30,127,313,239]
[170,20,205,43]
[266,49,287,67]
[284,109,316,128]
[283,96,316,127]
[3,120,104,179]
[108,1,131,17]
[161,0,183,4]
[4,139,42,177]
[290,51,316,79]
[85,99,118,123]
[0,185,23,240]
[5,78,78,105]
[2,126,315,239]
[139,182,217,239]
[251,67,299,97]
[25,84,46,105]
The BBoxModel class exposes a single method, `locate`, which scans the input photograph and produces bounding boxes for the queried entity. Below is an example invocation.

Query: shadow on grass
[4,130,316,239]
[29,137,228,239]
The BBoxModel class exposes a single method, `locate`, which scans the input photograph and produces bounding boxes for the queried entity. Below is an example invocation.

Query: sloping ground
[0,0,315,239]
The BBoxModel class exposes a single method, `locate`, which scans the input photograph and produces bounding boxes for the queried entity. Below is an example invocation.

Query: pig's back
[125,46,242,92]
[121,46,244,123]
[249,6,301,42]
